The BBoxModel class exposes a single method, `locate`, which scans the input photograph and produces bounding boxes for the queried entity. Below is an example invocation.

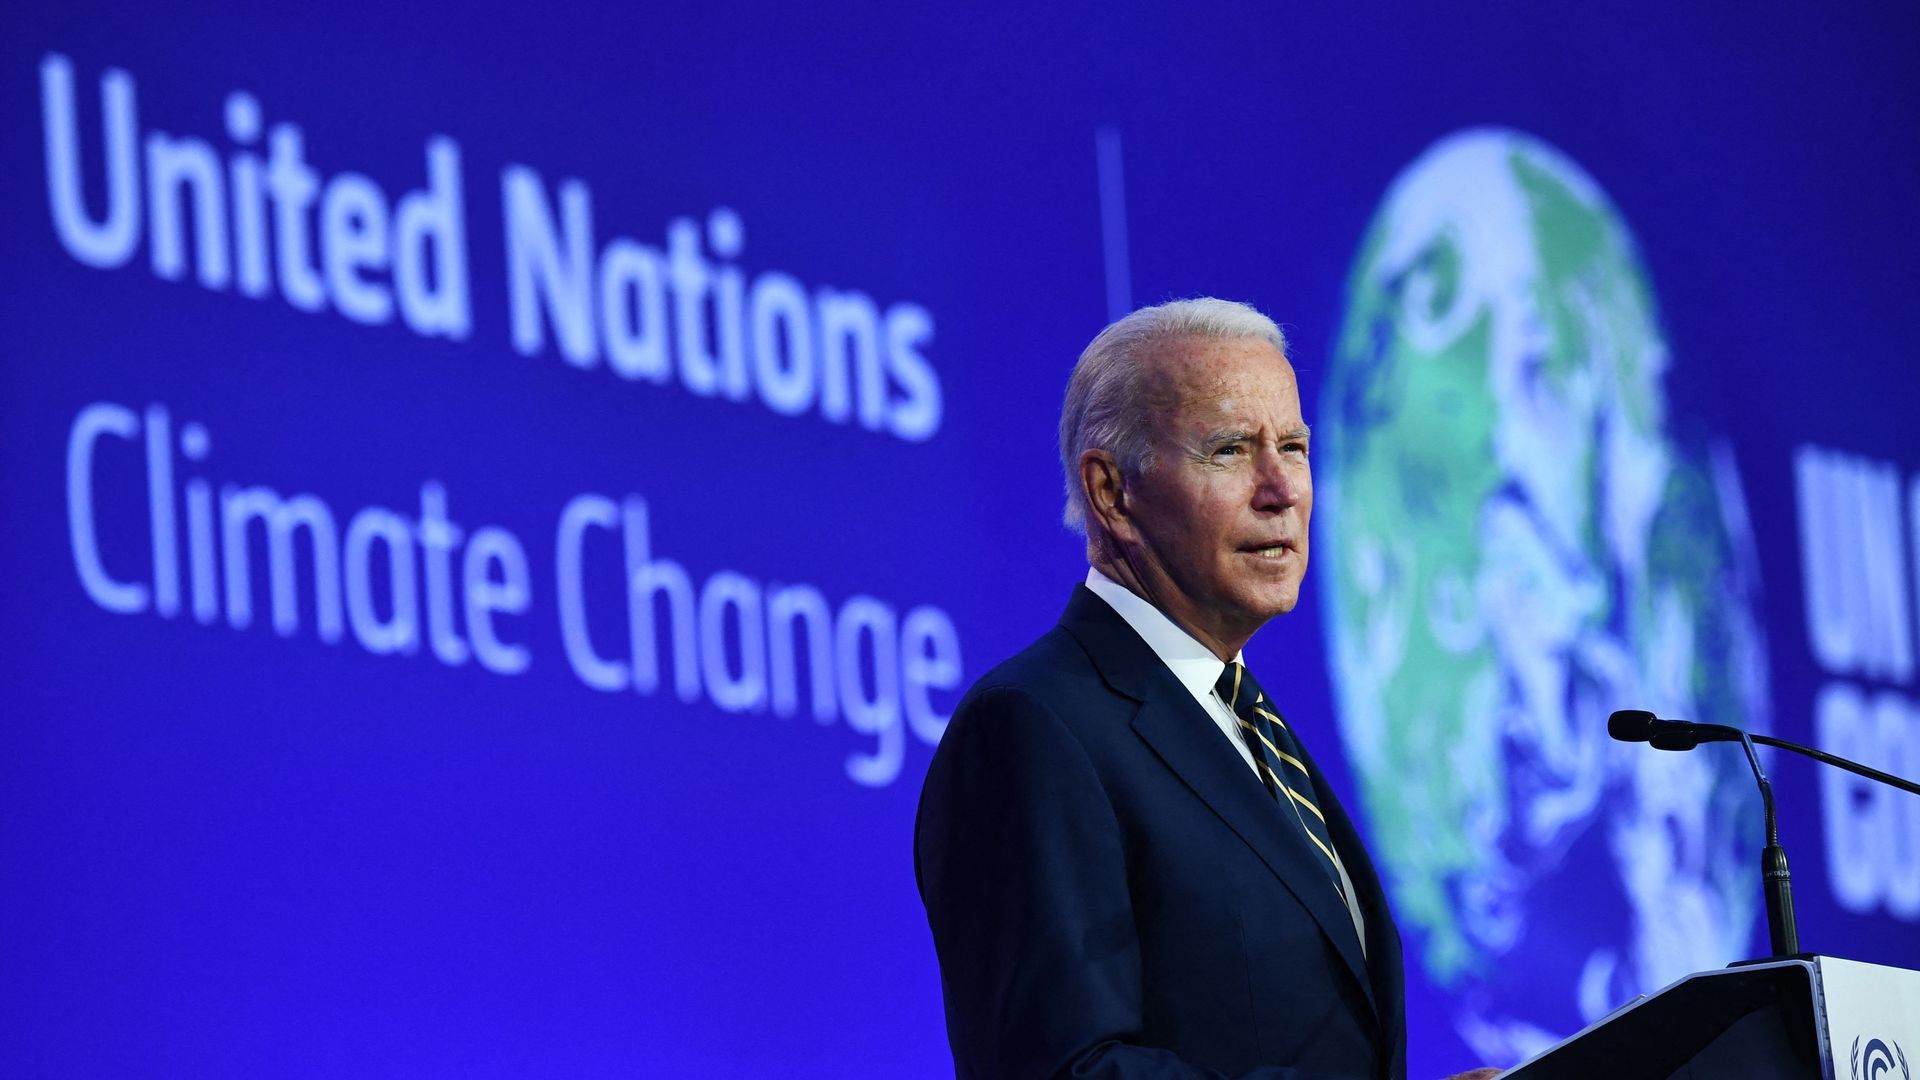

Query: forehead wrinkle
[1141,337,1299,443]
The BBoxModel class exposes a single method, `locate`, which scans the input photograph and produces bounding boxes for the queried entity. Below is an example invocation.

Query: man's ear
[1081,449,1138,545]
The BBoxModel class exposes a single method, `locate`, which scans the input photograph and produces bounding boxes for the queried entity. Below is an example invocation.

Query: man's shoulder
[918,612,1140,823]
[965,623,1101,702]
[945,610,1134,743]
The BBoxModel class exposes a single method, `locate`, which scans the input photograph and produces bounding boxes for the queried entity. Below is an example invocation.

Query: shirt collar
[1083,567,1241,701]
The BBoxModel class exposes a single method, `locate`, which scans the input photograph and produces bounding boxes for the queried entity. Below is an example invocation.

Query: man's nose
[1252,449,1306,510]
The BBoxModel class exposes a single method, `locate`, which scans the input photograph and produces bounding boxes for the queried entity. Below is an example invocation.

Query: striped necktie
[1215,661,1350,906]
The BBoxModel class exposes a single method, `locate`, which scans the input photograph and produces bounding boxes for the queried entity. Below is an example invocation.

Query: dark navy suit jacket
[915,586,1407,1079]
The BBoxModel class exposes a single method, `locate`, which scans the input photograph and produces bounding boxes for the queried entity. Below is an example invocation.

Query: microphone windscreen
[1608,709,1658,742]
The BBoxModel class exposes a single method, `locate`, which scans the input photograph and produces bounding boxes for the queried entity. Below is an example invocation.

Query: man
[915,299,1498,1079]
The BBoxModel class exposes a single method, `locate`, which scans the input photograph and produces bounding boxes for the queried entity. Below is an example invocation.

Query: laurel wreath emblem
[1855,1035,1911,1080]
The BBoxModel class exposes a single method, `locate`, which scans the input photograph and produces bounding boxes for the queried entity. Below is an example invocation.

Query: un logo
[1855,1036,1912,1080]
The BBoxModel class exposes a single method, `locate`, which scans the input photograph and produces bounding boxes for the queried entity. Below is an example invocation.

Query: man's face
[1123,336,1312,650]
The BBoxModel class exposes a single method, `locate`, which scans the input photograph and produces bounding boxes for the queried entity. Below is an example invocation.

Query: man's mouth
[1242,542,1294,559]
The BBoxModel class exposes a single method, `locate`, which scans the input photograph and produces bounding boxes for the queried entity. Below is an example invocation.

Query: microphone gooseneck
[1605,707,1920,956]
[1607,709,1799,958]
[1747,733,1920,796]
[1607,709,1920,793]
[1731,727,1799,957]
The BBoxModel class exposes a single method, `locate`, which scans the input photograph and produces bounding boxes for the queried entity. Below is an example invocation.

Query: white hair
[1059,297,1289,535]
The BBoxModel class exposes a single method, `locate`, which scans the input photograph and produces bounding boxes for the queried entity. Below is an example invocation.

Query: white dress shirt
[1083,567,1367,953]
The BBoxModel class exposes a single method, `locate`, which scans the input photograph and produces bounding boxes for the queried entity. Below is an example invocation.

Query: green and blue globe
[1319,128,1772,1063]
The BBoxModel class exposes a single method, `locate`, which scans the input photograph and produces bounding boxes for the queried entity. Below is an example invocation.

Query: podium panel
[1816,957,1920,1080]
[1499,957,1920,1079]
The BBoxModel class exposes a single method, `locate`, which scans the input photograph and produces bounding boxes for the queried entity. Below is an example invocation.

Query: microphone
[1607,708,1740,751]
[1608,708,1798,958]
[1608,710,1920,791]
[1605,709,1661,741]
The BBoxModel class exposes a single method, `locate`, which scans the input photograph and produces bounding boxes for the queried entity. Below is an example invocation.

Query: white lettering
[900,605,962,742]
[344,506,420,655]
[1796,446,1913,681]
[265,123,325,311]
[1819,682,1879,911]
[495,163,944,440]
[837,596,902,787]
[181,423,218,624]
[39,56,940,443]
[550,492,961,785]
[418,482,469,666]
[555,494,627,691]
[884,302,941,441]
[768,583,835,721]
[700,571,766,712]
[144,129,228,287]
[321,171,392,324]
[41,56,471,341]
[393,138,470,339]
[221,484,343,641]
[1820,681,1920,919]
[144,405,179,617]
[40,55,141,268]
[224,92,270,298]
[65,402,147,613]
[598,238,671,382]
[503,165,596,365]
[464,526,531,675]
[749,272,815,416]
[623,496,701,701]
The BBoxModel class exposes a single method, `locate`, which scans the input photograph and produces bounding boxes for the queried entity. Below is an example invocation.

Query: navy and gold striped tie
[1215,661,1349,906]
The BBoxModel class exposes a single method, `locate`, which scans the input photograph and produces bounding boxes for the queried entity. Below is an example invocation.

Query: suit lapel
[1312,744,1407,1060]
[1058,587,1377,1016]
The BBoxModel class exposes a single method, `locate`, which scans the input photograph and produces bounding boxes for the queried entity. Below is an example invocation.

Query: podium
[1499,956,1920,1079]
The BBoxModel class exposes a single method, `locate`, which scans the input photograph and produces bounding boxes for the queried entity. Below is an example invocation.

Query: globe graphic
[1318,128,1773,1064]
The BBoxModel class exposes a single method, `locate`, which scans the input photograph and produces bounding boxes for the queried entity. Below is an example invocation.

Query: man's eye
[1213,445,1243,458]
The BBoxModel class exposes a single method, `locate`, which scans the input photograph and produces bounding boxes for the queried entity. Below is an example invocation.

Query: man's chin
[1230,583,1303,626]
[1261,580,1306,617]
